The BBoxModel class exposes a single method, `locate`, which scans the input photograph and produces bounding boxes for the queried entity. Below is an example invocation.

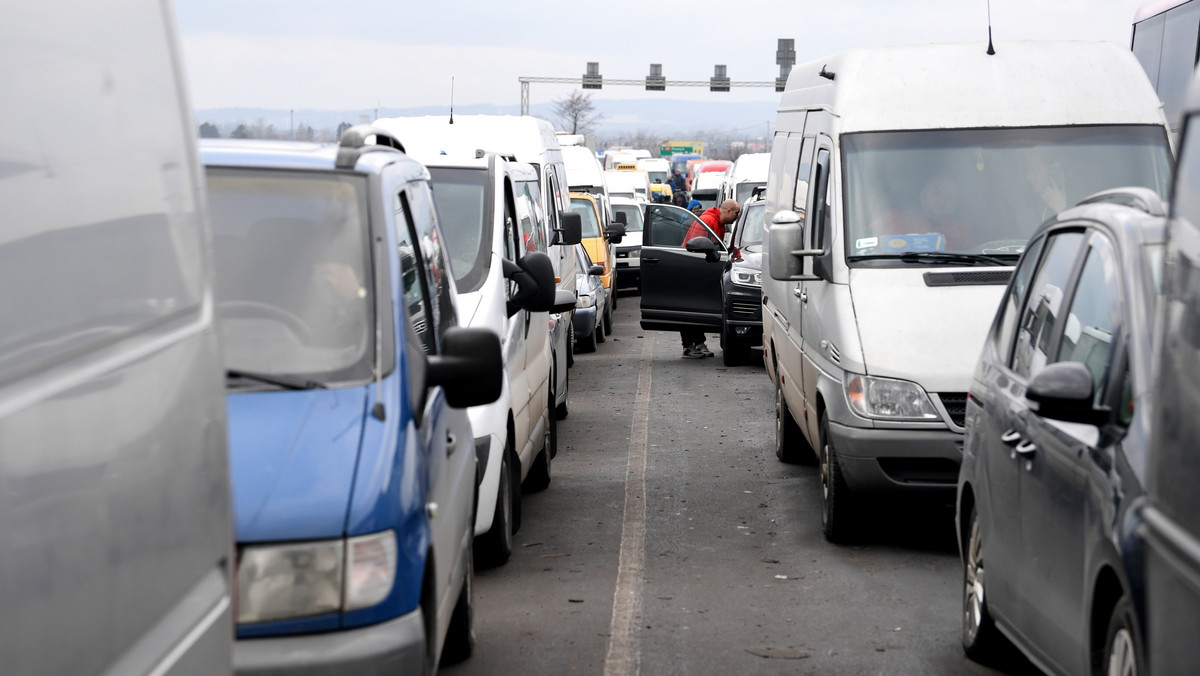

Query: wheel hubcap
[1107,627,1136,676]
[775,387,783,443]
[965,519,985,639]
[820,442,831,525]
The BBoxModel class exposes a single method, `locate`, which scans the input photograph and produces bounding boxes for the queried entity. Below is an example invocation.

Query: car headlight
[845,374,939,420]
[577,293,594,308]
[629,249,640,258]
[730,267,762,288]
[236,530,397,624]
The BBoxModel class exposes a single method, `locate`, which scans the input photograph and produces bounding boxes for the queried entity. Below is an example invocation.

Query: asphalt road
[442,295,1040,676]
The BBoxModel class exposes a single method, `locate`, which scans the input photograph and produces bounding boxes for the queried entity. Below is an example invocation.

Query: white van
[373,146,577,565]
[606,169,651,202]
[720,152,771,205]
[376,114,577,418]
[763,41,1172,542]
[0,2,233,673]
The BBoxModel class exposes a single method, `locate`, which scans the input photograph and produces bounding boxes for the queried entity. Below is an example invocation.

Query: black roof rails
[474,149,518,162]
[750,185,767,199]
[335,125,405,169]
[1074,187,1166,217]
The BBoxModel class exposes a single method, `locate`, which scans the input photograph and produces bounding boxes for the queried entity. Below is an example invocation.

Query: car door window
[1012,231,1086,379]
[809,147,831,250]
[407,179,457,338]
[1054,235,1122,405]
[994,235,1048,362]
[395,189,435,356]
[644,204,720,247]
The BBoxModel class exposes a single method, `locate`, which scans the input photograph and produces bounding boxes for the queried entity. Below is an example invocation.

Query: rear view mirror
[552,289,577,314]
[557,211,583,246]
[1026,361,1107,426]
[503,252,557,316]
[428,327,503,408]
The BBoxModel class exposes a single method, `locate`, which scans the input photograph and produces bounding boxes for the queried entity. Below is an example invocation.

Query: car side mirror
[557,211,583,246]
[1026,361,1107,426]
[606,222,626,244]
[768,210,820,281]
[685,236,720,263]
[503,252,557,316]
[589,264,604,276]
[427,327,503,408]
[614,211,628,225]
[552,289,577,313]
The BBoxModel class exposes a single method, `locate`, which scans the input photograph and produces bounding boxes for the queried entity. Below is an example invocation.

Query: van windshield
[206,168,374,384]
[612,204,643,233]
[570,198,603,238]
[842,125,1172,265]
[428,167,492,293]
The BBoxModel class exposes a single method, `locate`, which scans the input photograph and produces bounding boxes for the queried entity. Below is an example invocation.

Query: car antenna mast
[449,77,455,124]
[986,0,996,55]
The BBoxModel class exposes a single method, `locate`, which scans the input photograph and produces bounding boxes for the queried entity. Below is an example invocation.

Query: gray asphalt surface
[442,295,1039,676]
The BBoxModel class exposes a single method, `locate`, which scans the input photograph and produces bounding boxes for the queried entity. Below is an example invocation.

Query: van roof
[198,138,428,180]
[779,41,1167,133]
[374,114,560,165]
[730,153,770,181]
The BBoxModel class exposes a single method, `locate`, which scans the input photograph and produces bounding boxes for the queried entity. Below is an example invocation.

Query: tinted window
[406,180,456,339]
[1012,231,1085,379]
[427,167,491,293]
[516,183,545,254]
[995,236,1048,363]
[736,204,766,246]
[843,126,1172,263]
[793,137,815,216]
[1055,237,1121,405]
[646,205,711,247]
[207,168,372,381]
[396,191,435,356]
[571,197,603,238]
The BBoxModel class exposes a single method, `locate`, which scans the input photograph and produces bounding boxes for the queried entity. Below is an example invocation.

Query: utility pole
[289,109,294,140]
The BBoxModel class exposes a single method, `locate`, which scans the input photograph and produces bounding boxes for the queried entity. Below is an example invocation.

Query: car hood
[849,268,1006,393]
[733,246,762,271]
[228,386,369,542]
[620,230,643,248]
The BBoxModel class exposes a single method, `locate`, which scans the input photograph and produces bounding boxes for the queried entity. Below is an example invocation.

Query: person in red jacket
[680,199,740,359]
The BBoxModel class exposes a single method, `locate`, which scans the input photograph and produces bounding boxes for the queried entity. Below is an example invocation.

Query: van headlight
[236,530,396,624]
[845,374,939,420]
[730,266,762,288]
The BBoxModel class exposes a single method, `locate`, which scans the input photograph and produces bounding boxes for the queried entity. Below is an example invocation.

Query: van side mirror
[1026,361,1108,426]
[614,211,628,225]
[428,327,503,408]
[557,211,583,246]
[503,252,557,316]
[589,264,604,276]
[606,222,626,244]
[768,211,819,281]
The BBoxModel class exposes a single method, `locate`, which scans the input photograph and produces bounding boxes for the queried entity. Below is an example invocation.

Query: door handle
[642,257,659,264]
[801,290,808,303]
[1000,429,1021,445]
[446,432,457,456]
[793,287,803,298]
[1015,440,1037,456]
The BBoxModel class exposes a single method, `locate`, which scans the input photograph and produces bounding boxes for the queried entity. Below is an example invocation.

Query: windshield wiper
[226,369,327,391]
[848,252,1014,266]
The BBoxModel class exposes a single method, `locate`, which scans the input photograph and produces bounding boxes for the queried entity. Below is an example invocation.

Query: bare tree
[553,90,603,135]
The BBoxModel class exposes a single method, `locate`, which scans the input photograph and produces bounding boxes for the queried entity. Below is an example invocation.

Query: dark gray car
[957,189,1166,676]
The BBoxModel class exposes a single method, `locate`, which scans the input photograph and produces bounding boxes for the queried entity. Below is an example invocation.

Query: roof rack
[1075,187,1166,217]
[335,125,406,169]
[474,149,518,162]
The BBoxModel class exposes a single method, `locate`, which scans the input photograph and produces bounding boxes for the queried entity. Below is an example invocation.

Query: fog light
[735,326,749,335]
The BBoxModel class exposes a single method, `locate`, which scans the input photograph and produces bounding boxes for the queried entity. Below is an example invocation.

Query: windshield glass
[571,197,603,238]
[648,171,668,184]
[736,182,764,204]
[737,203,766,246]
[206,168,373,383]
[843,125,1172,264]
[612,204,643,232]
[428,166,491,292]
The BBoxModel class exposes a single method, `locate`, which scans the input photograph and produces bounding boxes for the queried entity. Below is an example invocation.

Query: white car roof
[374,114,559,164]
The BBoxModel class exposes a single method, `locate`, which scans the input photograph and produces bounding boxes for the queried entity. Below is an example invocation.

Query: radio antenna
[986,0,996,55]
[449,77,455,124]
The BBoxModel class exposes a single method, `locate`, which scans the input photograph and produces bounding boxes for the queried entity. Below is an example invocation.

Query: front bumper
[615,247,641,286]
[828,421,962,495]
[235,608,425,675]
[722,283,763,343]
[572,305,598,337]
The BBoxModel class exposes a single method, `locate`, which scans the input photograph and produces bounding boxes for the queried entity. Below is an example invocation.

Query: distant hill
[194,98,780,140]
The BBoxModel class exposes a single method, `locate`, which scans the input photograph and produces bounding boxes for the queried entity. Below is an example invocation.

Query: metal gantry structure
[518,39,796,115]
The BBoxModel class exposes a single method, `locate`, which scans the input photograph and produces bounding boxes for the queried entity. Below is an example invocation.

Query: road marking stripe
[603,332,654,676]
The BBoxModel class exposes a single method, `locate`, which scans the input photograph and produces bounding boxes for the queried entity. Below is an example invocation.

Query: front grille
[938,392,968,428]
[923,271,1012,287]
[730,299,761,317]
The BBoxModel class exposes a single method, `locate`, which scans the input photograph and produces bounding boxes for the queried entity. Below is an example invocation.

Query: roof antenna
[986,0,996,55]
[449,77,455,124]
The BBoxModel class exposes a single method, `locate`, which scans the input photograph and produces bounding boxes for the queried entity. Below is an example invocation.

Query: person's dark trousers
[680,329,706,347]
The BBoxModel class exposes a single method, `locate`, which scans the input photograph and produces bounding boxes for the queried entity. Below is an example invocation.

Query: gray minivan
[0,3,234,674]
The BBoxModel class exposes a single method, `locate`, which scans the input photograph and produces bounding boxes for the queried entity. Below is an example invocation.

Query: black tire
[554,363,569,421]
[596,315,607,343]
[524,418,552,493]
[611,287,617,310]
[577,323,597,353]
[722,325,750,366]
[548,389,559,459]
[475,451,513,568]
[819,413,857,543]
[566,323,575,368]
[962,505,1005,661]
[1098,597,1143,676]
[775,378,815,464]
[441,539,475,665]
[603,301,613,336]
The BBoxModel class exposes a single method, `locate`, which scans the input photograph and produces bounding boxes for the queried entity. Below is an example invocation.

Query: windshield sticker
[855,236,878,251]
[879,234,946,252]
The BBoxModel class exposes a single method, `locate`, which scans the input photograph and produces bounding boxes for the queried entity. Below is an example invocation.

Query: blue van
[201,128,515,674]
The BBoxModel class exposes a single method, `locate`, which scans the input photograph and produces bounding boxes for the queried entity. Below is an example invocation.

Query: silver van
[0,2,234,674]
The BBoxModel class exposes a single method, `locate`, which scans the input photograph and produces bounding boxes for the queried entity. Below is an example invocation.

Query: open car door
[639,203,727,332]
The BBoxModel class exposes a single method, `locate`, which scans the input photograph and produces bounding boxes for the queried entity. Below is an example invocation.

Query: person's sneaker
[682,344,705,359]
[694,342,714,358]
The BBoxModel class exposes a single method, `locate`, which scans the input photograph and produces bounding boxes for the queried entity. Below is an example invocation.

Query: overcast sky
[175,0,1149,111]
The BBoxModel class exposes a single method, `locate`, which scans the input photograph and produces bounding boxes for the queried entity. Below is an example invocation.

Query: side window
[1132,13,1165,90]
[1054,235,1122,406]
[502,182,518,263]
[1159,2,1200,124]
[792,137,815,214]
[407,180,457,337]
[809,147,831,250]
[1011,231,1086,379]
[544,173,560,241]
[515,188,544,254]
[395,190,436,356]
[644,204,714,247]
[994,235,1047,362]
